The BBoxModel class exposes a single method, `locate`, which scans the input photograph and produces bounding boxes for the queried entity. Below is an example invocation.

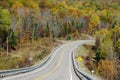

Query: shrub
[66,35,71,40]
[37,49,46,59]
[97,60,117,80]
[115,39,120,54]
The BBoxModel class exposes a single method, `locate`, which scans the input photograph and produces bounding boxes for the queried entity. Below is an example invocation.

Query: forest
[0,0,120,80]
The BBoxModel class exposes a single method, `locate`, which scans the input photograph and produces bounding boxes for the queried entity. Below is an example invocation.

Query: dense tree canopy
[0,0,119,50]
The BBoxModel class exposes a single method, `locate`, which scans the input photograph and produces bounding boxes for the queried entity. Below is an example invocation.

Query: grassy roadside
[0,38,61,70]
[75,42,103,80]
[75,46,91,73]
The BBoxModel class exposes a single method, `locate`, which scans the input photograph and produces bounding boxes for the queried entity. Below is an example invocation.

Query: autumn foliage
[0,0,119,79]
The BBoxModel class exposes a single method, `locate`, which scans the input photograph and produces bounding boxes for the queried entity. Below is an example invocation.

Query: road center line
[35,47,68,80]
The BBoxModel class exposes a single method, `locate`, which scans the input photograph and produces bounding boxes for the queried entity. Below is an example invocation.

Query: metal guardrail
[0,45,61,78]
[72,51,98,80]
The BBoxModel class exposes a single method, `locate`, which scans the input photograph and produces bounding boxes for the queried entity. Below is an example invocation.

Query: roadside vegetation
[93,27,120,80]
[0,38,60,70]
[0,0,120,80]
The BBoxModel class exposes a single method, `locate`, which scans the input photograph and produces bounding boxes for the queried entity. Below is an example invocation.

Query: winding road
[2,40,94,80]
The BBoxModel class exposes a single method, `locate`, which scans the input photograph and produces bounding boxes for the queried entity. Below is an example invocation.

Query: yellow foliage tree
[115,39,120,54]
[26,1,39,11]
[95,29,113,59]
[97,10,113,23]
[89,12,100,34]
[68,6,79,18]
[12,1,23,10]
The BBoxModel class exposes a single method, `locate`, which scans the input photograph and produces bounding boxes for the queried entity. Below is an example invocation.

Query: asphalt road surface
[3,40,93,80]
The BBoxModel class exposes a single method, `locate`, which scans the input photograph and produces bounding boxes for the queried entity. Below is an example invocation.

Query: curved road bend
[3,40,93,80]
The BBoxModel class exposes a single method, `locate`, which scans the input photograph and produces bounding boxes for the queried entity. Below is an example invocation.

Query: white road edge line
[69,41,80,80]
[69,41,79,80]
[69,56,73,80]
[69,44,76,80]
